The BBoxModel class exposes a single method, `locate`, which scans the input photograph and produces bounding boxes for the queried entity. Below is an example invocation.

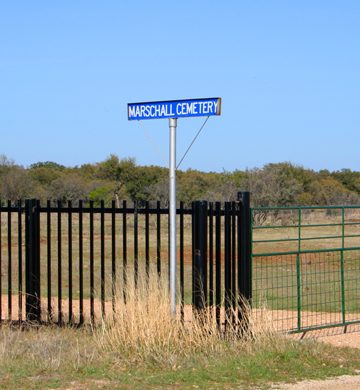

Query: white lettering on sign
[128,106,136,118]
[174,101,219,116]
[129,104,175,119]
[128,98,221,120]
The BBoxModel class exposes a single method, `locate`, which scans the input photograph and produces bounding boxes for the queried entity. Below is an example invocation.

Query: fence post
[25,199,41,323]
[192,201,208,312]
[237,192,251,334]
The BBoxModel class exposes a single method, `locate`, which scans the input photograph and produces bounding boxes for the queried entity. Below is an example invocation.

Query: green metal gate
[251,206,360,333]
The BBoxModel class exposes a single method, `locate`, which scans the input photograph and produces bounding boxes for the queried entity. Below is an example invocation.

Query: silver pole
[169,117,177,316]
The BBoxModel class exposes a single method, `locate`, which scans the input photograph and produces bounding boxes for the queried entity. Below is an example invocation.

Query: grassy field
[1,276,360,390]
[1,328,360,389]
[0,214,360,389]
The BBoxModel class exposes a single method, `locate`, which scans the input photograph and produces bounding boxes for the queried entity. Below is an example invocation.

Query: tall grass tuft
[96,271,276,366]
[0,274,279,372]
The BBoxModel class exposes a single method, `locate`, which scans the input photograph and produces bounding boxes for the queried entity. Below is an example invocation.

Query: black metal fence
[0,194,251,330]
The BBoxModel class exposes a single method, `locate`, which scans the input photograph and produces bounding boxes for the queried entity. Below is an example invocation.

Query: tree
[97,155,137,206]
[0,154,16,177]
[29,166,63,186]
[203,170,246,202]
[48,174,89,203]
[315,177,359,205]
[125,166,166,203]
[29,161,65,170]
[331,169,360,196]
[178,169,209,206]
[88,185,115,206]
[244,163,304,206]
[146,178,169,206]
[0,167,34,200]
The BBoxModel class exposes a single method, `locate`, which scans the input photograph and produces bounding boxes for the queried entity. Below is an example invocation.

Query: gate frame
[192,193,252,332]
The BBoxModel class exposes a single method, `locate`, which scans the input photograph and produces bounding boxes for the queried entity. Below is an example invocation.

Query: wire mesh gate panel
[0,198,250,331]
[251,206,360,333]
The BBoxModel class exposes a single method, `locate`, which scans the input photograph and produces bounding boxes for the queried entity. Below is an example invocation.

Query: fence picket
[0,197,255,336]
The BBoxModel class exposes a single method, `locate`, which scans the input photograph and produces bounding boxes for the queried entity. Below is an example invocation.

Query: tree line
[0,154,359,207]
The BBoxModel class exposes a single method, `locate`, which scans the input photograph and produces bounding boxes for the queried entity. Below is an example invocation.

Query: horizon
[3,153,358,174]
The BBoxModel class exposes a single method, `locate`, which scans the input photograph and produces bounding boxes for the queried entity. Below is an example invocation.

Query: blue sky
[0,1,359,172]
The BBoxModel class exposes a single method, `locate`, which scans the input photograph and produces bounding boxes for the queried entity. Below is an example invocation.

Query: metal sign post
[169,117,177,315]
[128,97,221,316]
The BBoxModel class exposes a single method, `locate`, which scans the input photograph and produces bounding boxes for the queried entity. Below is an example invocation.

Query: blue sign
[128,97,221,120]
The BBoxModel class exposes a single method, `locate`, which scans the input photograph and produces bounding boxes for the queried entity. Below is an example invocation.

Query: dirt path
[313,331,360,349]
[3,294,360,351]
[277,374,360,389]
[277,326,360,389]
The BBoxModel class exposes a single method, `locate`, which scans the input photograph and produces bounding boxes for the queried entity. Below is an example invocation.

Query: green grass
[0,327,359,389]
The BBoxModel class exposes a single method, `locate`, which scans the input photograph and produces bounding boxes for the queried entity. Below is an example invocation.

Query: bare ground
[277,374,360,389]
[2,294,360,348]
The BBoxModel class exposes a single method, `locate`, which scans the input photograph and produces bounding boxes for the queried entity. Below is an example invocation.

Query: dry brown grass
[95,271,277,366]
[0,287,277,375]
[1,279,360,390]
[0,281,278,379]
[0,325,96,371]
